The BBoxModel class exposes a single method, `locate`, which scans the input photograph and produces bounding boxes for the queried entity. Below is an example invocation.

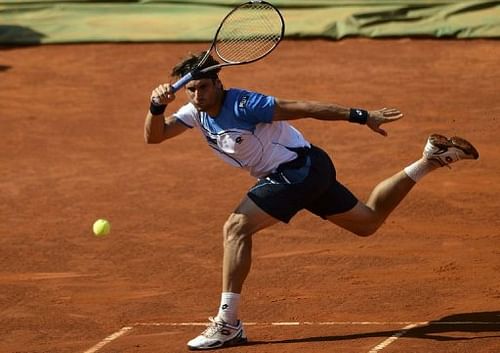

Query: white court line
[132,321,425,327]
[131,320,499,326]
[83,321,500,352]
[367,323,420,353]
[82,326,133,353]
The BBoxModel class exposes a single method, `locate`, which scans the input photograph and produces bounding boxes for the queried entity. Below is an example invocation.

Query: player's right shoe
[423,134,479,167]
[187,317,247,350]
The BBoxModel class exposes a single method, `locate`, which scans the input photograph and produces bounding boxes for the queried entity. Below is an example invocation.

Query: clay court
[1,39,499,352]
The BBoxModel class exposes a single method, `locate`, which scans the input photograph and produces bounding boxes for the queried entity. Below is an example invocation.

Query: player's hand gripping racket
[152,0,284,103]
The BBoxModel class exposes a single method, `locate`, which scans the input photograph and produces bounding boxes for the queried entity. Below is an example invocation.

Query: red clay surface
[0,39,499,353]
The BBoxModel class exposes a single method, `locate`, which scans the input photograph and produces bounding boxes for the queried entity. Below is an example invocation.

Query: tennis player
[144,53,479,350]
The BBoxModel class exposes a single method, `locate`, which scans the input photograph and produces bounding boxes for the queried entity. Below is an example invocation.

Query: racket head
[213,1,285,65]
[169,1,285,92]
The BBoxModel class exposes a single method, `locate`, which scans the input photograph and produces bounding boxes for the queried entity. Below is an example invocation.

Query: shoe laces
[201,317,227,337]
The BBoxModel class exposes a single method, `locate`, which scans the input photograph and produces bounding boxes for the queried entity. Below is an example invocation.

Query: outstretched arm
[273,98,403,136]
[144,83,189,144]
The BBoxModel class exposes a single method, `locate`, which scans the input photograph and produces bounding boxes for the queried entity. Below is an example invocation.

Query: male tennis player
[144,53,479,350]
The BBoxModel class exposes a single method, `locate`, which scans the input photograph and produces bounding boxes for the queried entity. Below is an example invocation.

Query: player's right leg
[325,134,479,236]
[325,171,415,237]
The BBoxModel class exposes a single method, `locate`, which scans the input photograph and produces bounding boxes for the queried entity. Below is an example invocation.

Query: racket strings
[216,3,283,63]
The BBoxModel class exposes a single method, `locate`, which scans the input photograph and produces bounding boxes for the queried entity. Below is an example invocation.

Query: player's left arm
[273,98,403,136]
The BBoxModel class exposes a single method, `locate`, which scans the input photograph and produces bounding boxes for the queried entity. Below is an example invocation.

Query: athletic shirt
[173,88,311,178]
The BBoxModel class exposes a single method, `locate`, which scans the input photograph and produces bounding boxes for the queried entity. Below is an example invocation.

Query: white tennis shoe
[187,317,247,350]
[423,134,479,167]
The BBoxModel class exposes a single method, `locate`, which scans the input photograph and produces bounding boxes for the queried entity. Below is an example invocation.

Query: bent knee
[223,213,252,242]
[352,227,377,237]
[351,220,384,237]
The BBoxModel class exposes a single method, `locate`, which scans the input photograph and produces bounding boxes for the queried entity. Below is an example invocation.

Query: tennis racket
[170,0,284,93]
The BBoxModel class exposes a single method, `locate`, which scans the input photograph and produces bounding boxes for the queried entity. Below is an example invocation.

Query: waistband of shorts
[277,146,312,171]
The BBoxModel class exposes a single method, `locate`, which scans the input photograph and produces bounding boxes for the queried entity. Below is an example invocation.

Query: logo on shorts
[239,95,249,109]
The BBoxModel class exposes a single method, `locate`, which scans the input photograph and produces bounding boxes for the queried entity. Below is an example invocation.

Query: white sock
[216,292,240,325]
[403,158,439,182]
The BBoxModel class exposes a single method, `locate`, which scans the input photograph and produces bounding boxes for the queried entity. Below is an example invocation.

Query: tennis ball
[92,219,111,237]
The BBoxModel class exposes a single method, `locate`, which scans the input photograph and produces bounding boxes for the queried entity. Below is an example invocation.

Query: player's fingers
[151,89,160,101]
[382,108,401,116]
[157,85,167,96]
[153,87,163,96]
[164,83,174,94]
[160,84,176,100]
[391,113,404,120]
[151,88,167,104]
[382,113,403,123]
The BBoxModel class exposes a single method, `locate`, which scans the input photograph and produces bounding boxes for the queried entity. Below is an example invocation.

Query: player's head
[172,52,223,112]
[171,51,221,80]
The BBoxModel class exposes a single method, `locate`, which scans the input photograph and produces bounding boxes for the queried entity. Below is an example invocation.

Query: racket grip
[150,72,193,105]
[171,72,193,92]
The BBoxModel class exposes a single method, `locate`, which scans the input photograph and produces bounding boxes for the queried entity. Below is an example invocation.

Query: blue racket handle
[171,72,194,92]
[150,72,194,105]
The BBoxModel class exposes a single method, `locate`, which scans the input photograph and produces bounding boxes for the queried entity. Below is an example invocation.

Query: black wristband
[150,102,167,115]
[349,108,369,125]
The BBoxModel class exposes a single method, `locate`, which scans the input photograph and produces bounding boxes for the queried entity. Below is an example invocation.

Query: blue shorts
[247,145,358,223]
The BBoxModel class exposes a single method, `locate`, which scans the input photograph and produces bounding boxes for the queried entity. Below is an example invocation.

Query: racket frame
[170,0,285,92]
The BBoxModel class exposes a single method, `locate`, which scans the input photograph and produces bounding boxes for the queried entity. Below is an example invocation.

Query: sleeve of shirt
[173,103,197,128]
[236,90,276,124]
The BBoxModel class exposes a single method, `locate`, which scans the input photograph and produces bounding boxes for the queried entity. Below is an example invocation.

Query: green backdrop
[1,0,499,44]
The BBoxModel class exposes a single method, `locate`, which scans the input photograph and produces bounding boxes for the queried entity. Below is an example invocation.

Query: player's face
[185,79,222,112]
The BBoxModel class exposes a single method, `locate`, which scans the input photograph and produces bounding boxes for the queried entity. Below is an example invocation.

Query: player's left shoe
[187,317,247,350]
[423,134,479,167]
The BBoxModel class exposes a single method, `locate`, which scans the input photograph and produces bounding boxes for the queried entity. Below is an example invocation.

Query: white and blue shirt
[174,88,310,178]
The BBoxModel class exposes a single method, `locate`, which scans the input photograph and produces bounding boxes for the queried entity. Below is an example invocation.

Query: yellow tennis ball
[93,219,111,237]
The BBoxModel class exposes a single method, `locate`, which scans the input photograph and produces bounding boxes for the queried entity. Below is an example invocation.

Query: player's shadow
[248,311,500,346]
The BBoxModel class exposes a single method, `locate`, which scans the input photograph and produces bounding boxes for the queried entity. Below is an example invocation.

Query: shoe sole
[429,134,479,160]
[187,336,248,351]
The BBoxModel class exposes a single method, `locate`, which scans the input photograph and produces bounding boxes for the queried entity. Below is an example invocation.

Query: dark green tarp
[1,0,499,44]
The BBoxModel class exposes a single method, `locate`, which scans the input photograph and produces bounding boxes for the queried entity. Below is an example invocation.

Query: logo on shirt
[235,136,243,144]
[238,95,249,109]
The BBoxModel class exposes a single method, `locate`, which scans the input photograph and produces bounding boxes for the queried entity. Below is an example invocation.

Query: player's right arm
[144,83,189,144]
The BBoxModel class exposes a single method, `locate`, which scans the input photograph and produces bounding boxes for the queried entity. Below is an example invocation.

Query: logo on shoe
[434,147,448,155]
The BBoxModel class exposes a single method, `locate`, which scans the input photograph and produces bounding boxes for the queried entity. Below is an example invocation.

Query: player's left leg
[222,196,279,295]
[187,196,279,350]
[188,146,328,350]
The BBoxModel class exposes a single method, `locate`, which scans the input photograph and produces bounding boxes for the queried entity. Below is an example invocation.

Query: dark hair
[171,51,221,79]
